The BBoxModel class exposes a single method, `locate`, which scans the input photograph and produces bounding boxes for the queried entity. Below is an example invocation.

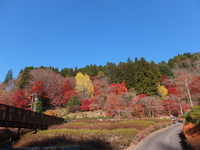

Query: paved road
[135,123,187,150]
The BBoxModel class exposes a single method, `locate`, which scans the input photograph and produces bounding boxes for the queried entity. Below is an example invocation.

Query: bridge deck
[0,104,64,130]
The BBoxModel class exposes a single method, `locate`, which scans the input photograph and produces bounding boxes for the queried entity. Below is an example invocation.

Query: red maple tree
[107,81,127,94]
[12,89,28,109]
[81,100,91,111]
[103,94,127,117]
[58,80,77,107]
[31,81,46,96]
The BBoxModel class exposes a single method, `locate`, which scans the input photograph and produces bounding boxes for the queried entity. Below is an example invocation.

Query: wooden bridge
[0,104,64,133]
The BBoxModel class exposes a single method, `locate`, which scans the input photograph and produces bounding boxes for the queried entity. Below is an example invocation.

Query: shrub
[118,121,155,130]
[44,109,58,117]
[14,128,139,150]
[50,120,155,130]
[183,105,200,126]
[182,123,200,150]
[0,128,33,141]
[15,119,172,150]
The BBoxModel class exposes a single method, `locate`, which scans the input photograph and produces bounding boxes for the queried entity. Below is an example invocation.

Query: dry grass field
[12,118,172,150]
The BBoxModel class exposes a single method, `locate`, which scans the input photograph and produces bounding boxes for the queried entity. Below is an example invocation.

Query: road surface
[135,123,187,150]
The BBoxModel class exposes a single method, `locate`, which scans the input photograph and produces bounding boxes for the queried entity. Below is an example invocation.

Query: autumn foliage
[1,53,199,119]
[182,123,200,150]
[59,80,77,107]
[31,81,46,96]
[81,100,91,111]
[12,89,28,109]
[44,109,58,117]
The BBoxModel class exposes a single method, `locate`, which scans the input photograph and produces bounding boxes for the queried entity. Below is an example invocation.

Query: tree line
[1,52,199,118]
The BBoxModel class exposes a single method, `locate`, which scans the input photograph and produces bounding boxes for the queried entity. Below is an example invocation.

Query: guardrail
[0,104,64,130]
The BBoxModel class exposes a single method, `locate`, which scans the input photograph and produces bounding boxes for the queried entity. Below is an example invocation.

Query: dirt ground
[55,108,106,119]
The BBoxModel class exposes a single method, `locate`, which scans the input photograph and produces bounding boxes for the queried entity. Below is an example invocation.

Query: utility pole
[32,94,38,112]
[179,104,183,116]
[185,77,193,107]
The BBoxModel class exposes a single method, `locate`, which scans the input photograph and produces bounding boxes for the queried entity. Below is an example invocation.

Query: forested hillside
[0,52,199,118]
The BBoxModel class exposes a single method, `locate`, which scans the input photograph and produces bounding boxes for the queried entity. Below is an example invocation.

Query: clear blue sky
[0,0,200,82]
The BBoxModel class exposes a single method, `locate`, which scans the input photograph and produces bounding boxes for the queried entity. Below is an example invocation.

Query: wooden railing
[0,104,64,130]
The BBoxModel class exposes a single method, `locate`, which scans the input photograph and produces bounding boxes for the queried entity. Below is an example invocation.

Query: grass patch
[14,128,139,150]
[14,118,172,150]
[50,120,156,131]
[118,120,155,130]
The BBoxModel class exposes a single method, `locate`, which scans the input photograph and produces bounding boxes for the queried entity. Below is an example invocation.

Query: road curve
[135,123,187,150]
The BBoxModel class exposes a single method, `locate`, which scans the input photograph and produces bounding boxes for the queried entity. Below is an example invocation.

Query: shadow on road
[158,143,182,150]
[178,132,188,150]
[156,131,189,150]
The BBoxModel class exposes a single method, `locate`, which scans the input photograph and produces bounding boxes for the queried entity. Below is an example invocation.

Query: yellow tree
[157,85,168,99]
[75,72,94,100]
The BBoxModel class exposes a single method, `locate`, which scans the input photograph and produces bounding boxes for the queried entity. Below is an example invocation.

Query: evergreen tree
[74,66,78,76]
[52,67,59,74]
[134,58,162,95]
[67,95,81,113]
[36,100,43,113]
[80,64,98,76]
[148,61,163,94]
[158,62,174,77]
[3,69,13,84]
[18,67,34,89]
[104,62,118,83]
[127,57,133,63]
[60,68,75,77]
[124,58,136,89]
[39,66,45,69]
[117,62,127,83]
[67,68,75,77]
[97,65,106,73]
[60,68,68,77]
[168,58,176,68]
[89,64,98,76]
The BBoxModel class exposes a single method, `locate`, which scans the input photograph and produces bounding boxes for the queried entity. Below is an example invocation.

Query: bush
[44,109,58,117]
[14,128,139,150]
[182,123,200,150]
[182,106,200,150]
[183,105,200,126]
[118,121,155,130]
[0,128,33,141]
[15,119,172,150]
[50,120,155,130]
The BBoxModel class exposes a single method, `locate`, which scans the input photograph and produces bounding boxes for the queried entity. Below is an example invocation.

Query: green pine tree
[18,67,34,89]
[158,61,174,77]
[3,69,13,84]
[105,62,118,83]
[123,57,137,89]
[134,58,162,95]
[67,95,81,113]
